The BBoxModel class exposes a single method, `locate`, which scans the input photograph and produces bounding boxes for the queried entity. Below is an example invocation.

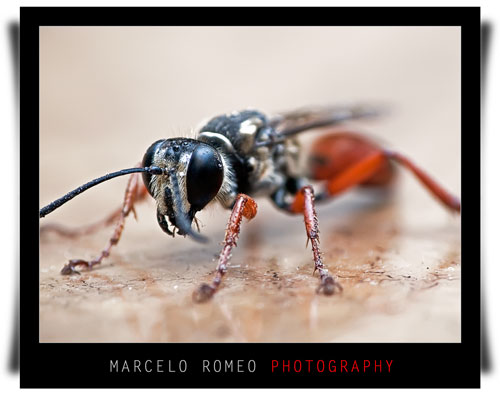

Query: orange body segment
[308,132,394,187]
[308,132,394,197]
[308,131,460,213]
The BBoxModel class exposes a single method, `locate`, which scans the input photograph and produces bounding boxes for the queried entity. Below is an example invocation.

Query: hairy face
[142,138,226,240]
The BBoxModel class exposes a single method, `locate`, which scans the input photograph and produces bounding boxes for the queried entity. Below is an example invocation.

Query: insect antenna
[39,166,166,218]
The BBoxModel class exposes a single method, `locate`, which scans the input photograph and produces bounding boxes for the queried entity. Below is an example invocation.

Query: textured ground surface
[39,190,461,342]
[39,26,461,343]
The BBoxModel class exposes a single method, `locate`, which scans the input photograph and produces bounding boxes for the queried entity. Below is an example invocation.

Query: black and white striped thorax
[197,109,301,203]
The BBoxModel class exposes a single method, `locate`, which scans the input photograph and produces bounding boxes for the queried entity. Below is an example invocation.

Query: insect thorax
[197,110,301,207]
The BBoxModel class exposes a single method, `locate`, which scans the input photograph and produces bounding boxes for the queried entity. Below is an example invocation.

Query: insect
[40,106,461,303]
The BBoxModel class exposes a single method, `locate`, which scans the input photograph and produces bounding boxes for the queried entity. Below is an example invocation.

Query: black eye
[186,144,224,211]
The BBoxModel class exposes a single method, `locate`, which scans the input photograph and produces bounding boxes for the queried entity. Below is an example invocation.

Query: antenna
[39,166,165,218]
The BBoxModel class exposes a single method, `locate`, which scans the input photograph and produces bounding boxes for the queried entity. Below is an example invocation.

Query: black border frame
[23,7,480,388]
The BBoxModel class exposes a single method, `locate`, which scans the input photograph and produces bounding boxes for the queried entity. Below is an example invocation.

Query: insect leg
[60,171,147,275]
[320,151,387,198]
[308,132,460,212]
[289,185,343,295]
[192,194,258,303]
[40,207,122,238]
[384,150,460,213]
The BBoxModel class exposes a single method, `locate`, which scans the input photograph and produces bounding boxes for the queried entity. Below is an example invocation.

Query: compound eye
[186,145,224,211]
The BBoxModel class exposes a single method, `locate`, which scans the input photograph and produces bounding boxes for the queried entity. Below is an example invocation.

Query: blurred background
[39,26,461,221]
[2,2,498,392]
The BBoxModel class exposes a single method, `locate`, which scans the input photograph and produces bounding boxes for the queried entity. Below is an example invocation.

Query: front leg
[289,185,343,295]
[60,171,147,275]
[192,194,257,303]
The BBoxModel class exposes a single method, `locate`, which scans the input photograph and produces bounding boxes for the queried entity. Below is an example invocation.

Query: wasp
[39,106,461,303]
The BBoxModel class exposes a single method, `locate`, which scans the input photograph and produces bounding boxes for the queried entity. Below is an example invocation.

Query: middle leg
[290,185,343,295]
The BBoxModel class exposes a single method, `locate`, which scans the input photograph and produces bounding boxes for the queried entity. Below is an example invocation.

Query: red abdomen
[308,132,395,186]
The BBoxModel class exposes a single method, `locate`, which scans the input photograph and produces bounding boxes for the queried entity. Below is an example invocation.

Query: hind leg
[309,132,460,212]
[60,171,149,275]
[313,148,460,213]
[384,150,460,212]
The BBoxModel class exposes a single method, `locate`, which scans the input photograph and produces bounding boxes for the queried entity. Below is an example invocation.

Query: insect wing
[269,105,383,137]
